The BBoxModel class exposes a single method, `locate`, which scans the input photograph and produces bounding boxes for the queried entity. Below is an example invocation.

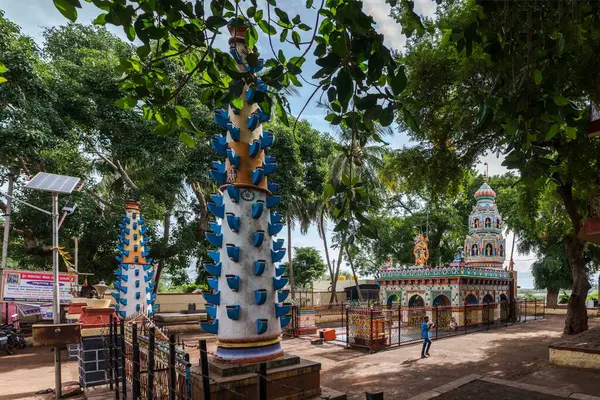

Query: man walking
[421,315,434,358]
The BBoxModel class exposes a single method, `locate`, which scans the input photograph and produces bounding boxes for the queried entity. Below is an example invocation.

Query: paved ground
[434,380,566,400]
[1,316,599,399]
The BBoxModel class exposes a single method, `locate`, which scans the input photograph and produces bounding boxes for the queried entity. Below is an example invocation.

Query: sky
[0,0,549,288]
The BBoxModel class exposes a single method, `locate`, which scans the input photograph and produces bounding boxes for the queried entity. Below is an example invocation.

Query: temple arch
[408,294,425,307]
[485,217,492,228]
[482,294,494,304]
[471,244,479,256]
[386,294,400,306]
[499,244,504,257]
[465,294,478,304]
[433,294,451,307]
[485,243,493,256]
[473,218,480,228]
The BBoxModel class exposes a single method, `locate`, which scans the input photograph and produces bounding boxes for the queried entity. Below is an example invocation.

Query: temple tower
[112,200,156,318]
[201,21,290,363]
[463,177,506,268]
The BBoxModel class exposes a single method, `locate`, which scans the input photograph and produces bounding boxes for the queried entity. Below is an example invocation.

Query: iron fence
[344,299,545,352]
[105,316,192,400]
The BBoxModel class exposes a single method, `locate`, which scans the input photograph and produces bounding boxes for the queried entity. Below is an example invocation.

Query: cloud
[362,0,406,50]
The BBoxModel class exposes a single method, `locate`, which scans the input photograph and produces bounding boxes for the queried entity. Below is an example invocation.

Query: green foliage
[281,247,327,289]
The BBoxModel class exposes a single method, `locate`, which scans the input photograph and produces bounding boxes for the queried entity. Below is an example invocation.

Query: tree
[393,0,600,334]
[281,247,326,291]
[531,251,573,307]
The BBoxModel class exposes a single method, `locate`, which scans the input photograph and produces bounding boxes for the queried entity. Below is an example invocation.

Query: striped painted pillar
[201,21,291,363]
[112,200,156,318]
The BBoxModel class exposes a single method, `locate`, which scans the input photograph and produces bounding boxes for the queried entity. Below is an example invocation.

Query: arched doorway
[432,295,452,330]
[386,294,400,307]
[482,294,495,324]
[464,294,478,326]
[464,294,478,304]
[499,294,509,321]
[407,294,426,332]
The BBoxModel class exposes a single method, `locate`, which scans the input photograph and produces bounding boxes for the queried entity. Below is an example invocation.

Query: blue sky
[0,0,555,288]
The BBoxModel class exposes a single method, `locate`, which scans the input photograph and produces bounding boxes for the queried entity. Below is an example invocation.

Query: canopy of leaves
[281,247,327,289]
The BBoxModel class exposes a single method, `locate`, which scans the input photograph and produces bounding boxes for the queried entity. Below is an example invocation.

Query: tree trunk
[191,182,208,237]
[546,288,559,308]
[286,215,296,300]
[319,211,336,301]
[328,237,345,304]
[556,183,591,335]
[563,235,590,334]
[153,211,171,294]
[346,247,363,302]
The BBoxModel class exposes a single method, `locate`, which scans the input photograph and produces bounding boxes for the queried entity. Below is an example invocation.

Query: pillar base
[215,341,283,363]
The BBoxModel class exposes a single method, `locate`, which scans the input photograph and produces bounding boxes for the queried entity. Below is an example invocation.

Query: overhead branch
[116,160,139,192]
[191,181,209,236]
[17,157,32,178]
[85,137,139,192]
[86,189,110,207]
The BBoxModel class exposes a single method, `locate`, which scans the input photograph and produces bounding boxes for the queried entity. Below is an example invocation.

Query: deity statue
[414,234,429,266]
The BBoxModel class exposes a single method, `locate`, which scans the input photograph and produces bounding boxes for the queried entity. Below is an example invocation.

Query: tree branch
[116,160,139,192]
[556,183,582,235]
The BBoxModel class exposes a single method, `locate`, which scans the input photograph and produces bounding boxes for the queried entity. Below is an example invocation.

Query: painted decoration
[202,20,288,364]
[111,200,156,319]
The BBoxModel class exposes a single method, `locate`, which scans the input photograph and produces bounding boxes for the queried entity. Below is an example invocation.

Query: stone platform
[549,326,600,370]
[191,353,346,400]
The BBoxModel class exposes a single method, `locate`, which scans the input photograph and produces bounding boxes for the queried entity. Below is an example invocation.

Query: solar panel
[24,172,81,194]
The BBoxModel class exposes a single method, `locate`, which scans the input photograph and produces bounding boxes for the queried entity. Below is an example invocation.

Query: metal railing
[344,300,545,352]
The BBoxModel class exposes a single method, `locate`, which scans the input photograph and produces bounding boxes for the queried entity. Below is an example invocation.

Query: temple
[378,177,514,308]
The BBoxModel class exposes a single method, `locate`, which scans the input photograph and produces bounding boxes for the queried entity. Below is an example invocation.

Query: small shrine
[378,176,514,308]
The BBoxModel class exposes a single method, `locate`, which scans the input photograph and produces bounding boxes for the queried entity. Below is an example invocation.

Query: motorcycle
[0,332,14,355]
[0,324,26,351]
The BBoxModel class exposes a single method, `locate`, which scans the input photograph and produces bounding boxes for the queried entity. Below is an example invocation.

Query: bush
[559,290,569,304]
[586,291,598,302]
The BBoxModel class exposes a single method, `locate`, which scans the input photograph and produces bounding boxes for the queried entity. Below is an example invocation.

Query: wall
[154,293,206,313]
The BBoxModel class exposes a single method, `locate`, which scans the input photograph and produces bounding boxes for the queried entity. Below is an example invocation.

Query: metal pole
[200,340,211,400]
[132,324,140,400]
[121,320,127,400]
[435,305,439,339]
[52,192,61,399]
[169,334,176,400]
[1,169,16,270]
[109,314,114,391]
[258,362,267,400]
[113,318,119,399]
[148,327,155,400]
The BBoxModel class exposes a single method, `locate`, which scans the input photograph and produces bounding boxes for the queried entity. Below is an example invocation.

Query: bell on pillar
[209,222,222,235]
[226,244,240,261]
[270,211,282,224]
[266,195,281,209]
[268,223,284,236]
[261,131,274,149]
[253,260,266,276]
[271,248,286,263]
[280,315,292,328]
[268,182,280,193]
[201,319,219,334]
[273,276,288,290]
[257,107,270,124]
[208,277,219,291]
[206,304,217,319]
[226,274,240,291]
[211,136,228,156]
[277,290,290,303]
[205,232,223,248]
[226,305,241,320]
[208,250,221,263]
[227,122,241,141]
[273,238,285,251]
[253,230,265,247]
[252,201,264,219]
[211,193,224,206]
[255,289,267,305]
[214,108,230,129]
[210,168,227,185]
[226,213,241,232]
[247,111,260,131]
[226,185,240,203]
[275,303,292,318]
[275,265,286,277]
[208,202,225,219]
[202,291,221,305]
[212,160,226,173]
[204,262,222,276]
[263,161,277,176]
[227,149,240,169]
[252,167,265,186]
[249,140,261,158]
[257,319,268,334]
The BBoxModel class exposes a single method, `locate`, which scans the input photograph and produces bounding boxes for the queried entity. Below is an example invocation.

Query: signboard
[1,270,74,303]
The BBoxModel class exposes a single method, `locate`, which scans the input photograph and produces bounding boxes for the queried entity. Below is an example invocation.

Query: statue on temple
[414,234,429,266]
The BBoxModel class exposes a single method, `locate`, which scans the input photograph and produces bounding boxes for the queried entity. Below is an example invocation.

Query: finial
[483,162,489,182]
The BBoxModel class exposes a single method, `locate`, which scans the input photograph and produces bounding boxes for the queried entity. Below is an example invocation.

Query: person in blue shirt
[421,316,434,358]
